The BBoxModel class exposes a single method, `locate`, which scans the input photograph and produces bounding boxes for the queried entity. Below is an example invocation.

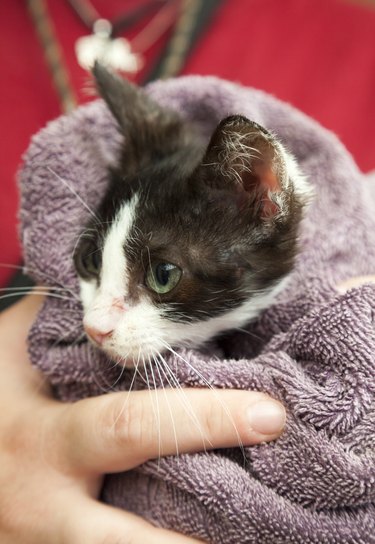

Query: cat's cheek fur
[80,287,173,363]
[79,279,97,312]
[164,274,290,349]
[79,274,288,365]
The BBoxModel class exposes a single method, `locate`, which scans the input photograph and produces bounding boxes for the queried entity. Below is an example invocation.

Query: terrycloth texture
[19,77,375,543]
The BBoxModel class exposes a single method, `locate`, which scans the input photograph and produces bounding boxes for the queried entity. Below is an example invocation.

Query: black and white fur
[74,65,310,364]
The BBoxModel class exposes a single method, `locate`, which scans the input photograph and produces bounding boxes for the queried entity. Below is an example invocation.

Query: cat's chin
[102,347,161,369]
[113,354,146,368]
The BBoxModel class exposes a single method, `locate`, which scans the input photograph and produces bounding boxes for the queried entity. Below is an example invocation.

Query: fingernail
[247,400,286,435]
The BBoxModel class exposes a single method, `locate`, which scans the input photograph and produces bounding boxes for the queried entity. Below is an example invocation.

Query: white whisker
[155,352,210,450]
[0,291,76,304]
[146,356,162,465]
[109,357,128,391]
[46,166,101,223]
[109,356,140,431]
[152,355,179,459]
[159,340,245,458]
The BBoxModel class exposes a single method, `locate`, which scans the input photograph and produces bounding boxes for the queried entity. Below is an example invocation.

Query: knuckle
[101,395,152,452]
[203,396,228,441]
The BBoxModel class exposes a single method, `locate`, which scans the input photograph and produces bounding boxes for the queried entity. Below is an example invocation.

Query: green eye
[146,262,182,294]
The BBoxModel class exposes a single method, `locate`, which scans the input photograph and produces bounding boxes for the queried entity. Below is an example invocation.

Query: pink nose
[85,326,113,346]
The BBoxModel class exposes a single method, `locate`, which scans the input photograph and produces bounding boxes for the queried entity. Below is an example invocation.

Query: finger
[60,388,285,475]
[65,497,202,544]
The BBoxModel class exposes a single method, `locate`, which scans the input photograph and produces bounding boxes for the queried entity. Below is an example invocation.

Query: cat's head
[74,65,310,365]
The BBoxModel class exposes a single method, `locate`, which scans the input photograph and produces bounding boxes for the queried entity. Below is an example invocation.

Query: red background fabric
[1,0,375,286]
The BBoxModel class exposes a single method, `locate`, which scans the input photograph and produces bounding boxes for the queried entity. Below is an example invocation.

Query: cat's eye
[76,242,102,278]
[146,262,182,294]
[84,250,102,276]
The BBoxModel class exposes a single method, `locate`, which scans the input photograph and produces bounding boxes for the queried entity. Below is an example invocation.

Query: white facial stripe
[100,195,139,299]
[79,279,97,311]
[80,195,139,333]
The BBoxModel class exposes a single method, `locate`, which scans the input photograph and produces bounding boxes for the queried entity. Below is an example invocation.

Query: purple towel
[19,76,375,543]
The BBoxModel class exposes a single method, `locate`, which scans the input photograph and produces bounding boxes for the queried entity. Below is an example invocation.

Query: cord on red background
[1,0,375,287]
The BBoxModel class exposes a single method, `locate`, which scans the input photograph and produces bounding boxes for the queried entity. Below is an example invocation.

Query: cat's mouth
[110,350,148,368]
[84,315,170,367]
[89,337,166,369]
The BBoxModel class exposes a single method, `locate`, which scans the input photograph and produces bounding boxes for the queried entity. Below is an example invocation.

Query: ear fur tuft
[199,115,299,220]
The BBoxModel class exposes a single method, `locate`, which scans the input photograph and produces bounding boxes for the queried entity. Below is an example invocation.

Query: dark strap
[143,0,224,83]
[27,0,78,113]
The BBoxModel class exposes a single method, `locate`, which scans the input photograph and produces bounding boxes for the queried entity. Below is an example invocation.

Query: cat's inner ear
[200,115,287,219]
[92,62,186,171]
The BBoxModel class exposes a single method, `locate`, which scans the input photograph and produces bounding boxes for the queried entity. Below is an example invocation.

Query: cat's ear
[92,63,185,170]
[199,115,291,219]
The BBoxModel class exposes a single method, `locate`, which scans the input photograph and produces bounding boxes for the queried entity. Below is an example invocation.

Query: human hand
[0,293,286,544]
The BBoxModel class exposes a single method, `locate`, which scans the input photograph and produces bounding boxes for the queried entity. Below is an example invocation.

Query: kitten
[74,64,310,364]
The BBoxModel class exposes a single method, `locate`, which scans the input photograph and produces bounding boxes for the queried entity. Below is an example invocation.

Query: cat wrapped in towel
[19,65,375,543]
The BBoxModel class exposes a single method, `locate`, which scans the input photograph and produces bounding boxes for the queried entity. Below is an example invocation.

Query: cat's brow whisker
[145,246,163,304]
[210,288,229,295]
[65,225,96,238]
[159,340,245,458]
[70,228,97,258]
[236,327,263,342]
[46,166,101,224]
